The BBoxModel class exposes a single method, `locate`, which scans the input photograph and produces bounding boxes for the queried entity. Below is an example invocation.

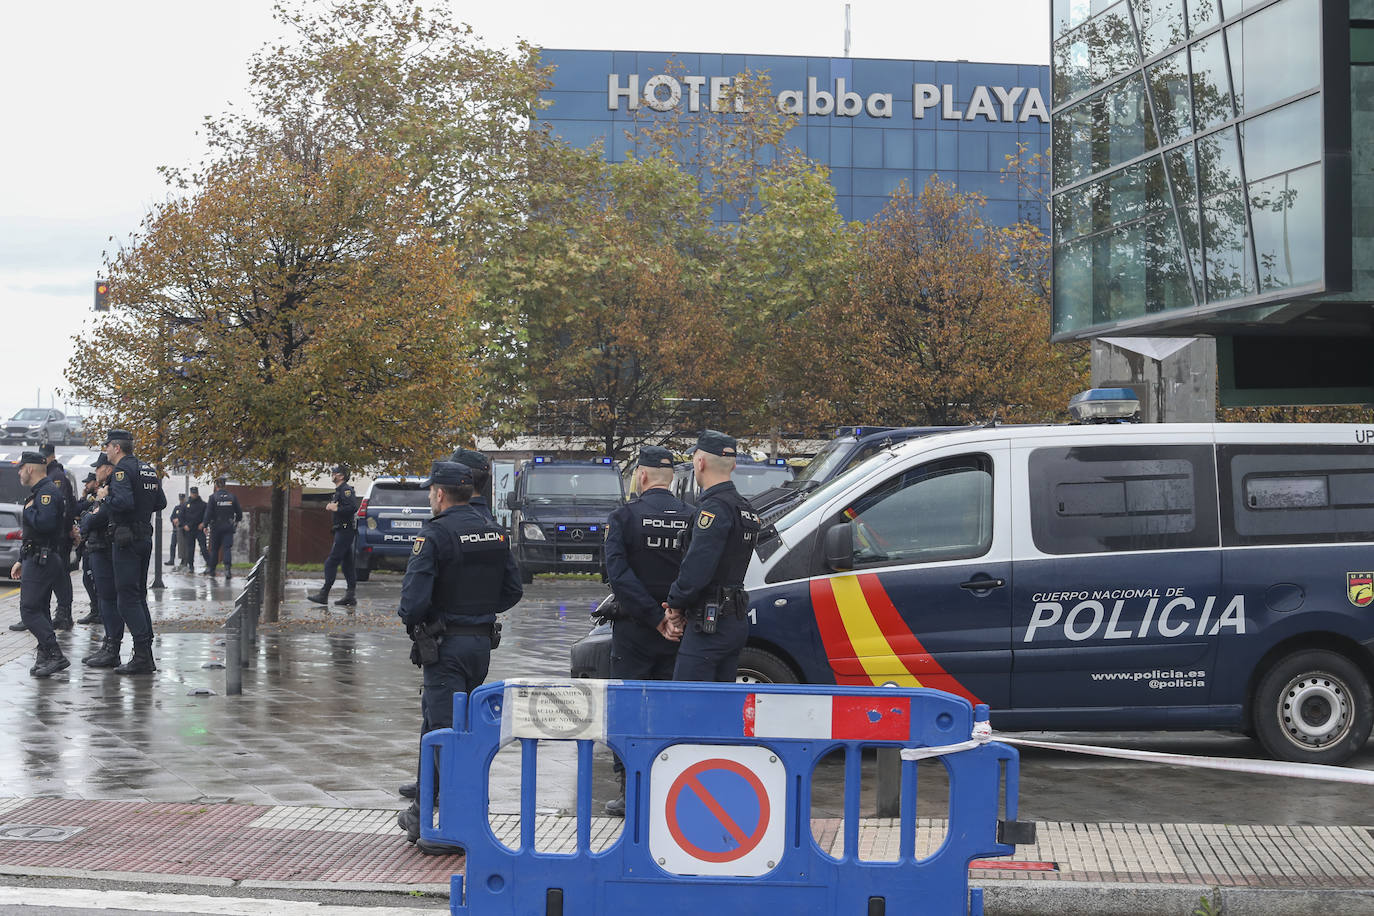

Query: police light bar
[767,458,787,466]
[1068,388,1141,424]
[533,456,548,464]
[599,457,613,465]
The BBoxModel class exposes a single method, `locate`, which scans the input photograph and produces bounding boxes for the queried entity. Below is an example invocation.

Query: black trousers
[207,529,234,573]
[610,618,678,680]
[322,528,356,592]
[673,609,749,682]
[19,554,61,649]
[88,547,122,643]
[111,538,153,646]
[52,541,72,613]
[418,633,492,794]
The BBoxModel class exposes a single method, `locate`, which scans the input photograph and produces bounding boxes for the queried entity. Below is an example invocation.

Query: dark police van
[507,457,625,583]
[574,395,1374,765]
[671,456,795,509]
[352,476,429,580]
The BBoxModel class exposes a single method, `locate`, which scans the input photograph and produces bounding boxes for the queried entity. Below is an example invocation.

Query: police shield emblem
[411,536,425,556]
[697,510,715,529]
[1349,572,1374,607]
[115,471,125,481]
[40,494,50,505]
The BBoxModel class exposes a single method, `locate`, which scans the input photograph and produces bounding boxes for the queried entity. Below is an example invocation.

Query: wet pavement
[2,568,1374,825]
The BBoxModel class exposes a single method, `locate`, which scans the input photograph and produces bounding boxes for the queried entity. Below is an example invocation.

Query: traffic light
[94,280,110,311]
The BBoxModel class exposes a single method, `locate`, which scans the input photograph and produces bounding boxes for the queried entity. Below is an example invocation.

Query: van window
[841,455,993,568]
[1219,445,1374,546]
[370,486,430,508]
[1029,445,1219,554]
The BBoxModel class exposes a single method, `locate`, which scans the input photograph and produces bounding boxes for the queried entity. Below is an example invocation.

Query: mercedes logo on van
[569,528,584,541]
[402,507,412,514]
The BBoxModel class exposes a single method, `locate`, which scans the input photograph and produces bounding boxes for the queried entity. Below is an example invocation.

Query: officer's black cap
[637,445,675,469]
[189,486,199,494]
[93,453,111,469]
[18,451,45,466]
[694,430,737,457]
[425,461,473,489]
[449,447,489,471]
[83,473,97,483]
[103,429,133,446]
[330,464,349,478]
[39,442,55,457]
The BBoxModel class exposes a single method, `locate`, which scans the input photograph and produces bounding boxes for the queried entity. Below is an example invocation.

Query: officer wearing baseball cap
[448,447,494,523]
[396,461,522,855]
[10,451,69,676]
[601,444,692,815]
[308,465,360,608]
[664,430,761,682]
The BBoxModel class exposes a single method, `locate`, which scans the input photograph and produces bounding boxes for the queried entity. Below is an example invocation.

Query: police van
[736,396,1374,764]
[507,457,625,582]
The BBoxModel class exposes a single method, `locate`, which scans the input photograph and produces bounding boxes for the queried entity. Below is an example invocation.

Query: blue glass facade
[538,49,1052,229]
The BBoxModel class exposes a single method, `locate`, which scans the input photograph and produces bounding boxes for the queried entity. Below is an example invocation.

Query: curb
[978,880,1374,915]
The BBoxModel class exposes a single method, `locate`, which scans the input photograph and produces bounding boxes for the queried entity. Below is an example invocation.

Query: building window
[1352,22,1374,65]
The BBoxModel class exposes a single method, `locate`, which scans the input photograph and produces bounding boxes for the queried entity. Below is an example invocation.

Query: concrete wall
[1091,339,1217,423]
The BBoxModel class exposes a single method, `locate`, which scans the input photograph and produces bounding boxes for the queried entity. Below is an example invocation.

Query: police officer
[12,451,70,678]
[40,442,75,632]
[665,430,761,682]
[73,472,101,626]
[201,476,243,581]
[101,429,166,676]
[396,461,522,855]
[602,444,691,814]
[308,465,359,607]
[449,448,495,523]
[179,486,207,571]
[168,494,185,566]
[78,455,123,668]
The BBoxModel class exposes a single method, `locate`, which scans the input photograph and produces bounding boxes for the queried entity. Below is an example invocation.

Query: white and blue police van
[738,391,1374,764]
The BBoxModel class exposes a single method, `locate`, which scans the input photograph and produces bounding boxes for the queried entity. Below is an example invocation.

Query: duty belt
[445,623,495,636]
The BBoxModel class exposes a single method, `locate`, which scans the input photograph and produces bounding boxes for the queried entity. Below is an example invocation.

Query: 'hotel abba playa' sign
[608,73,1049,123]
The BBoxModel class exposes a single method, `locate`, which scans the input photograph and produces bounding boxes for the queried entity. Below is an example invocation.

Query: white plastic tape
[899,722,1374,786]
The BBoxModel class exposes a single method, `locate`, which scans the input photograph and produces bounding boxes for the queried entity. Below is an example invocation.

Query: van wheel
[736,647,799,685]
[1253,649,1373,765]
[520,564,534,585]
[354,563,371,582]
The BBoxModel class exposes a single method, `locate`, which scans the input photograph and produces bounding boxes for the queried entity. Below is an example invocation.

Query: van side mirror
[824,523,854,572]
[505,492,519,510]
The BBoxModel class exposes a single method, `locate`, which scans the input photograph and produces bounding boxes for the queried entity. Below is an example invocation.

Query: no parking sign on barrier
[649,744,785,877]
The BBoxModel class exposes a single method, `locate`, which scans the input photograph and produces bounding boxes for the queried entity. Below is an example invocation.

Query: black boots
[604,770,627,816]
[75,609,100,625]
[114,643,156,675]
[52,607,74,631]
[306,589,329,605]
[398,782,418,799]
[397,802,421,843]
[8,621,28,632]
[31,645,70,678]
[334,590,356,607]
[84,639,122,668]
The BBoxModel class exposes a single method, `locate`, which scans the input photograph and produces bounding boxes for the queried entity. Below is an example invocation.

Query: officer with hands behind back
[201,476,243,581]
[665,430,761,682]
[396,461,522,856]
[308,465,359,607]
[78,455,123,668]
[102,429,166,676]
[12,451,70,677]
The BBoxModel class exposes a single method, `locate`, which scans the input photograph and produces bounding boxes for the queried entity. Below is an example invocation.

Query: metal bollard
[225,607,242,695]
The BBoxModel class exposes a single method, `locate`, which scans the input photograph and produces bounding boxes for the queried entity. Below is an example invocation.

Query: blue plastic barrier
[420,680,1026,915]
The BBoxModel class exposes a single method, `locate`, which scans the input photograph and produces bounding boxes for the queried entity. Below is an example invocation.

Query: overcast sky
[0,0,1048,425]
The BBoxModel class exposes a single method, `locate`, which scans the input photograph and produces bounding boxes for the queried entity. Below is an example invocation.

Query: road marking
[0,586,19,601]
[0,885,438,914]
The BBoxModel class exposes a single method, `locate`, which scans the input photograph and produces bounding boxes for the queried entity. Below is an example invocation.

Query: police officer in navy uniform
[665,430,761,682]
[78,455,123,668]
[601,444,691,814]
[396,461,522,856]
[12,451,71,677]
[74,472,102,626]
[101,429,166,676]
[449,448,495,523]
[308,465,359,607]
[40,442,75,632]
[201,476,243,581]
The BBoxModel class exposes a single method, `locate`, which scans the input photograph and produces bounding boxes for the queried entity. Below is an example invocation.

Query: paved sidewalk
[2,796,1374,913]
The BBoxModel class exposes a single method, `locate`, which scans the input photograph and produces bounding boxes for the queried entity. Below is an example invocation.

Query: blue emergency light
[768,458,787,466]
[533,456,548,464]
[1068,388,1141,424]
[599,457,613,465]
[589,525,599,532]
[557,524,567,532]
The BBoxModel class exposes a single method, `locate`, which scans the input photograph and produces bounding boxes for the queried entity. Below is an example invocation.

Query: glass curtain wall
[1051,0,1327,336]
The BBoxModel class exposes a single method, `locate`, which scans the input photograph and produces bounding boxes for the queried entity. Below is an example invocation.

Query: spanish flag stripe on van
[856,573,983,706]
[809,576,864,683]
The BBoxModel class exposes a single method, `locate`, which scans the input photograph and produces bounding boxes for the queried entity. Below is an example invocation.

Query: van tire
[1253,649,1373,765]
[520,563,534,585]
[735,647,799,685]
[355,563,371,582]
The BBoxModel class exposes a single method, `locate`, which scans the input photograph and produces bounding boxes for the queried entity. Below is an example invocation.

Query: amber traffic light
[94,280,109,311]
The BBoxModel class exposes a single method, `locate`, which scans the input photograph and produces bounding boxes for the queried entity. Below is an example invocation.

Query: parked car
[352,476,430,581]
[64,415,88,444]
[0,503,21,578]
[507,457,625,583]
[1,409,72,447]
[670,456,795,509]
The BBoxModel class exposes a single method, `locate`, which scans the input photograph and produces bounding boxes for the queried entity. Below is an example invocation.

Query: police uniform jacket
[170,503,183,527]
[78,492,111,551]
[468,495,496,525]
[204,488,243,533]
[330,482,358,530]
[45,461,75,524]
[106,456,166,527]
[22,477,65,552]
[398,504,523,630]
[666,481,761,611]
[181,496,206,530]
[604,487,690,626]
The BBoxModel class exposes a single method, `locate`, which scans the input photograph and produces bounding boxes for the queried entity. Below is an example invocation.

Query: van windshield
[772,449,898,536]
[526,469,622,503]
[792,439,852,485]
[370,486,429,508]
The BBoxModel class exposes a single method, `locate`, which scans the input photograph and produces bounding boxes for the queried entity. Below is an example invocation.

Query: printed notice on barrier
[502,679,608,742]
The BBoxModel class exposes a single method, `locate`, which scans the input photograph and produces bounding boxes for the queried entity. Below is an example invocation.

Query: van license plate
[562,553,593,563]
[392,520,423,529]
